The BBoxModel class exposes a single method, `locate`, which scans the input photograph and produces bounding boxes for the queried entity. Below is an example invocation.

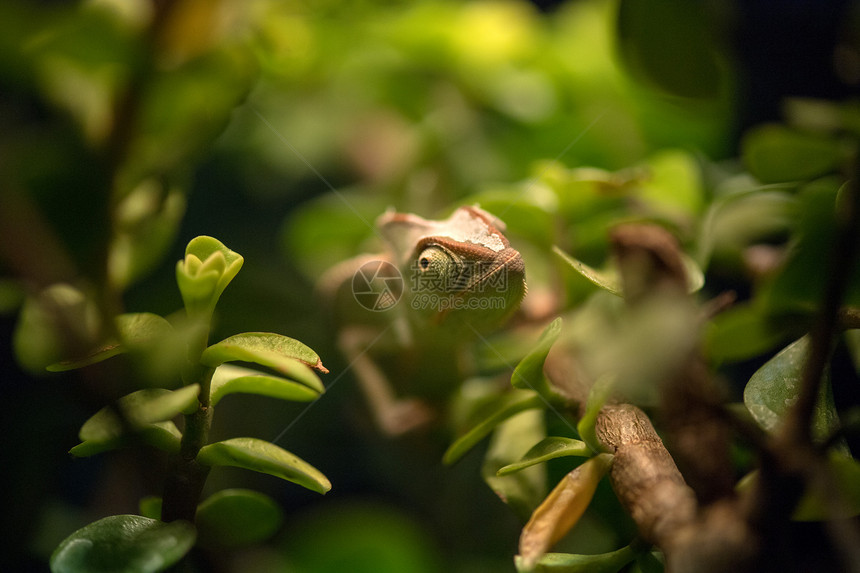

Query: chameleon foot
[378,398,435,436]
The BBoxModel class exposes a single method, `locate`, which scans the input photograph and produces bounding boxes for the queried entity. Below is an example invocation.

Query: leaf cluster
[431,98,860,570]
[48,236,330,572]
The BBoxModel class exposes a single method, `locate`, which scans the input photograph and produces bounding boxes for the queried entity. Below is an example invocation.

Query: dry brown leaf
[517,453,613,570]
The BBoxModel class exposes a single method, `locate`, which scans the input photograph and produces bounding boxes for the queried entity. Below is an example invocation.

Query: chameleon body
[320,205,526,434]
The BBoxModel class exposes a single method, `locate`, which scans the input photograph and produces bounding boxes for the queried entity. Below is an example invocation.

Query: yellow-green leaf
[196,489,283,549]
[196,437,331,494]
[201,332,327,392]
[498,437,591,476]
[210,364,321,405]
[553,246,621,296]
[515,544,638,573]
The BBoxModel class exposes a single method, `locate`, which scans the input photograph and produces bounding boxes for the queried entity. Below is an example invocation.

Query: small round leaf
[196,489,283,549]
[50,515,195,573]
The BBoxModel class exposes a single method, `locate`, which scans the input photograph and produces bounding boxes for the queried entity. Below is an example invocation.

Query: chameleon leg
[338,327,435,436]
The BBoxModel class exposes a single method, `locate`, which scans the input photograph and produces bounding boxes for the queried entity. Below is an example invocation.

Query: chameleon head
[378,206,527,331]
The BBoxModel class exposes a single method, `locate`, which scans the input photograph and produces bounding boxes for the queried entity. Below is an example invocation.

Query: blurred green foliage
[2,0,860,571]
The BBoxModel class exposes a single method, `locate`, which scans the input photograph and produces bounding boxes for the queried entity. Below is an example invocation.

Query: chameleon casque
[320,205,527,435]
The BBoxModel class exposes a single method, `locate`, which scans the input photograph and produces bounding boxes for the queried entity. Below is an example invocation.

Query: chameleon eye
[416,246,458,275]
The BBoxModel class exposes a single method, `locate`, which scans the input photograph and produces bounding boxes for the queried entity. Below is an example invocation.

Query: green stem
[161,321,215,523]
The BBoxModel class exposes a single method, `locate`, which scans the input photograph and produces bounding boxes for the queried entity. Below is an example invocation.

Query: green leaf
[680,253,705,294]
[70,386,198,456]
[766,179,860,315]
[282,191,390,280]
[632,551,665,573]
[47,312,174,372]
[78,386,200,442]
[176,236,244,319]
[174,261,219,318]
[70,421,181,457]
[138,497,162,520]
[617,0,723,99]
[46,347,124,373]
[50,515,195,573]
[554,247,703,297]
[846,329,860,374]
[794,453,860,521]
[196,489,283,549]
[109,181,186,290]
[553,246,621,296]
[482,409,548,521]
[443,391,545,465]
[742,125,844,183]
[201,332,328,391]
[184,236,243,278]
[116,313,175,347]
[784,98,860,135]
[704,302,786,363]
[15,284,101,374]
[577,375,615,454]
[737,453,860,521]
[463,185,558,247]
[498,437,591,476]
[512,317,563,397]
[280,502,441,573]
[696,187,795,268]
[744,336,841,443]
[516,545,638,573]
[196,437,331,494]
[210,364,321,405]
[637,149,705,217]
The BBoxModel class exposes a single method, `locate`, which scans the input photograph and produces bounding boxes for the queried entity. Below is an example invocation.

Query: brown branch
[545,224,762,572]
[595,403,697,546]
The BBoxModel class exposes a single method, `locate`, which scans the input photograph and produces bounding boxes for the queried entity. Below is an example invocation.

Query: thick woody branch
[594,403,696,546]
[545,223,760,572]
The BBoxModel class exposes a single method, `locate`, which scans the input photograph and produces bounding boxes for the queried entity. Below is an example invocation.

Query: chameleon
[319,205,527,435]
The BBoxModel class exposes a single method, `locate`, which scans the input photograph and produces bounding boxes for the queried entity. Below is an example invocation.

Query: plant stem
[161,402,213,523]
[780,156,860,449]
[161,321,215,522]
